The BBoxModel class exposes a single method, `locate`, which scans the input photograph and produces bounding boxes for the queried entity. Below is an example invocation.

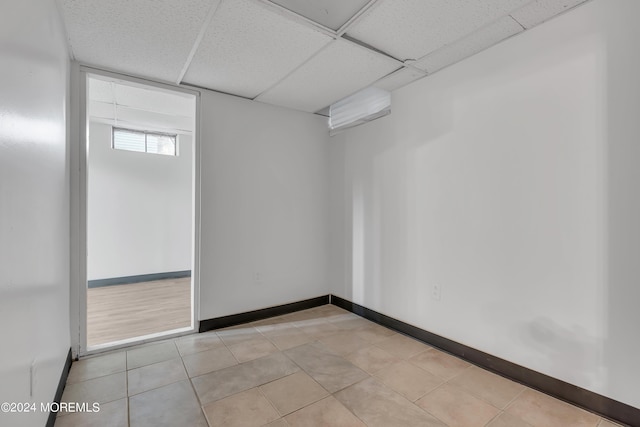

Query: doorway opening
[84,73,197,351]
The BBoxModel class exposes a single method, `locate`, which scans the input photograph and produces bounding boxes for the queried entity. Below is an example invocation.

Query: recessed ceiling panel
[415,16,523,74]
[511,0,589,29]
[268,0,370,30]
[373,67,427,92]
[182,0,332,98]
[256,39,400,113]
[346,0,530,61]
[58,0,215,83]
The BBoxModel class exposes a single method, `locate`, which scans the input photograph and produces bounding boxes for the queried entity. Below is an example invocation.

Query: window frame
[111,126,178,156]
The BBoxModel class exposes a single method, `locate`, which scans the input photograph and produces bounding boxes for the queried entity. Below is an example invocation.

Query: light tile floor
[55,305,624,427]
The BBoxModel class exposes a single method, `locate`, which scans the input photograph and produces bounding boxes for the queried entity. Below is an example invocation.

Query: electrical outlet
[254,272,262,285]
[432,284,442,301]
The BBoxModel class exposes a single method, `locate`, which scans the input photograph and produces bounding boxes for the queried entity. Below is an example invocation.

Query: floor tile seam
[484,409,505,426]
[409,396,453,427]
[426,379,503,413]
[446,365,528,411]
[405,376,445,404]
[66,391,127,410]
[341,343,397,368]
[502,386,528,412]
[392,356,456,387]
[176,348,210,424]
[176,344,219,358]
[265,363,334,393]
[414,357,473,383]
[214,329,245,365]
[125,340,181,370]
[197,367,301,415]
[342,376,445,426]
[329,378,373,427]
[126,375,188,399]
[66,367,128,385]
[503,386,603,424]
[55,397,129,420]
[284,346,374,394]
[257,322,307,340]
[122,359,130,426]
[126,373,131,427]
[256,383,291,419]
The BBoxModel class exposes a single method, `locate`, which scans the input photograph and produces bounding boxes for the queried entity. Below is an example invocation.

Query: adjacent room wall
[329,0,640,409]
[0,0,70,426]
[199,90,331,319]
[87,122,193,281]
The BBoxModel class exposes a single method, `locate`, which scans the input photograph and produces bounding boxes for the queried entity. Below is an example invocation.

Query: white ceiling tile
[415,16,523,74]
[113,106,194,133]
[182,0,332,98]
[256,39,400,113]
[88,77,195,133]
[58,0,215,83]
[511,0,589,29]
[114,84,195,117]
[88,100,114,119]
[268,0,370,30]
[88,78,114,103]
[89,102,194,134]
[373,67,427,92]
[346,0,530,61]
[89,78,195,117]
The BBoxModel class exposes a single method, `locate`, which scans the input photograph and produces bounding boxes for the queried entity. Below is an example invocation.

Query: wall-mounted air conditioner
[329,87,391,135]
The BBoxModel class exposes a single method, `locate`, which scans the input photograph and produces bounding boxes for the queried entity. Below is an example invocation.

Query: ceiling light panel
[268,0,371,31]
[58,0,215,83]
[373,67,427,92]
[182,0,332,98]
[256,39,400,113]
[415,16,523,74]
[510,0,589,29]
[346,0,530,61]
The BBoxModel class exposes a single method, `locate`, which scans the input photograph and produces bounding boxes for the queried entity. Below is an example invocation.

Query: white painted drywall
[199,90,330,319]
[329,0,640,409]
[0,0,70,425]
[87,122,193,280]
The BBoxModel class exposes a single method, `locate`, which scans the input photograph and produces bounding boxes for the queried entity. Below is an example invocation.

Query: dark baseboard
[46,347,73,427]
[331,295,638,427]
[199,295,330,333]
[88,270,191,288]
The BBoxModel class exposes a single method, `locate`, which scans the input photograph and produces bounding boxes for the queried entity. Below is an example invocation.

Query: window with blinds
[112,127,177,156]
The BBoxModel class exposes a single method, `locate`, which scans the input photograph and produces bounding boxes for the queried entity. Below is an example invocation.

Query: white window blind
[112,127,177,156]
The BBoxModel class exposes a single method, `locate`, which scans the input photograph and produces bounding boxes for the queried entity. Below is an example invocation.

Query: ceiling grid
[56,0,593,114]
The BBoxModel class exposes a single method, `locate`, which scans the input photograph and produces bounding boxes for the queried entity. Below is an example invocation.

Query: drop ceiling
[57,0,591,115]
[88,76,196,135]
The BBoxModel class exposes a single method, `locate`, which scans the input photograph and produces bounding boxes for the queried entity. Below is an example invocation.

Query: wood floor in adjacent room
[87,277,191,347]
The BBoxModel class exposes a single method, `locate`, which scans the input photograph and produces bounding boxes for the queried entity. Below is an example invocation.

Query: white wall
[199,90,330,319]
[0,0,70,426]
[329,0,640,409]
[87,122,193,280]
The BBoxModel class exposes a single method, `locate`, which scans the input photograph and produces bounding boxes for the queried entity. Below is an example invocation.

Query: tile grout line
[124,350,130,427]
[256,384,285,421]
[173,336,207,417]
[503,386,527,411]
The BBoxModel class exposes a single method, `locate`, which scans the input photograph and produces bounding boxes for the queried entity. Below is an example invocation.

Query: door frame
[70,64,202,357]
